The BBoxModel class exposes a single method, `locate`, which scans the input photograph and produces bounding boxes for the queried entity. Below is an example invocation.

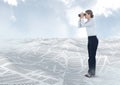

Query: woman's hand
[80,12,84,19]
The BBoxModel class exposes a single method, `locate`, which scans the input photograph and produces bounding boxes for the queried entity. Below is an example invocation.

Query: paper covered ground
[0,38,120,85]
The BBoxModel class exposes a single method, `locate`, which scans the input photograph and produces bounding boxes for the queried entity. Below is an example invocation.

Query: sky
[0,0,120,39]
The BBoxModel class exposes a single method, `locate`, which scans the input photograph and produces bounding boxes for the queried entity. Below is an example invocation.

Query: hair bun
[91,14,94,18]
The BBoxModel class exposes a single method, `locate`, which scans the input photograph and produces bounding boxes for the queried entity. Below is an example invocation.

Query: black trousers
[88,36,98,75]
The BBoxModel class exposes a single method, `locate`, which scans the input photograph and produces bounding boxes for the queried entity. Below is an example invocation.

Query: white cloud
[61,0,70,5]
[66,6,83,27]
[4,0,25,6]
[61,0,120,28]
[61,0,74,7]
[62,0,120,18]
[4,0,18,6]
[92,0,120,17]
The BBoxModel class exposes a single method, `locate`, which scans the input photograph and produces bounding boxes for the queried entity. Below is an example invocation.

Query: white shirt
[78,18,97,36]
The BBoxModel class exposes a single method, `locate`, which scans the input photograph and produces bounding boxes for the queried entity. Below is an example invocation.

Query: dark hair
[85,10,94,18]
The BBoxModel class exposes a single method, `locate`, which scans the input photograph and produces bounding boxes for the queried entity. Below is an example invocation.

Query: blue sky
[0,0,120,39]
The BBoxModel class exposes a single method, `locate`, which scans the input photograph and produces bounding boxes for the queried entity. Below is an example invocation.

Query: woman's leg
[88,36,98,76]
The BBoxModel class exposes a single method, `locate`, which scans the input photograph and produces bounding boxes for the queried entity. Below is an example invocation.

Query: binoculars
[78,13,86,17]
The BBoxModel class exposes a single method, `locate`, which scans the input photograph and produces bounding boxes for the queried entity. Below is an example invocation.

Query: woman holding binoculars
[78,9,99,78]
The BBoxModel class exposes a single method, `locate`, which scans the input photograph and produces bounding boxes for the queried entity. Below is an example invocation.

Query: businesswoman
[78,10,99,78]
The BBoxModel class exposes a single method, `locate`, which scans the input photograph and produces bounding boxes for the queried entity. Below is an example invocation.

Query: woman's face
[85,13,90,19]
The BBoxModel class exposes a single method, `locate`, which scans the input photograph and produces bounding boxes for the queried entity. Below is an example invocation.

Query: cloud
[61,0,97,8]
[4,0,18,6]
[1,0,70,38]
[4,0,25,6]
[92,0,120,17]
[60,0,120,27]
[61,0,120,17]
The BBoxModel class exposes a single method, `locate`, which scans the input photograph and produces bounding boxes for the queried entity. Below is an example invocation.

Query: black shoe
[84,74,95,78]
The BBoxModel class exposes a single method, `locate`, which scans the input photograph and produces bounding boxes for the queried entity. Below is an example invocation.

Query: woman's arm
[78,19,85,28]
[78,19,94,28]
